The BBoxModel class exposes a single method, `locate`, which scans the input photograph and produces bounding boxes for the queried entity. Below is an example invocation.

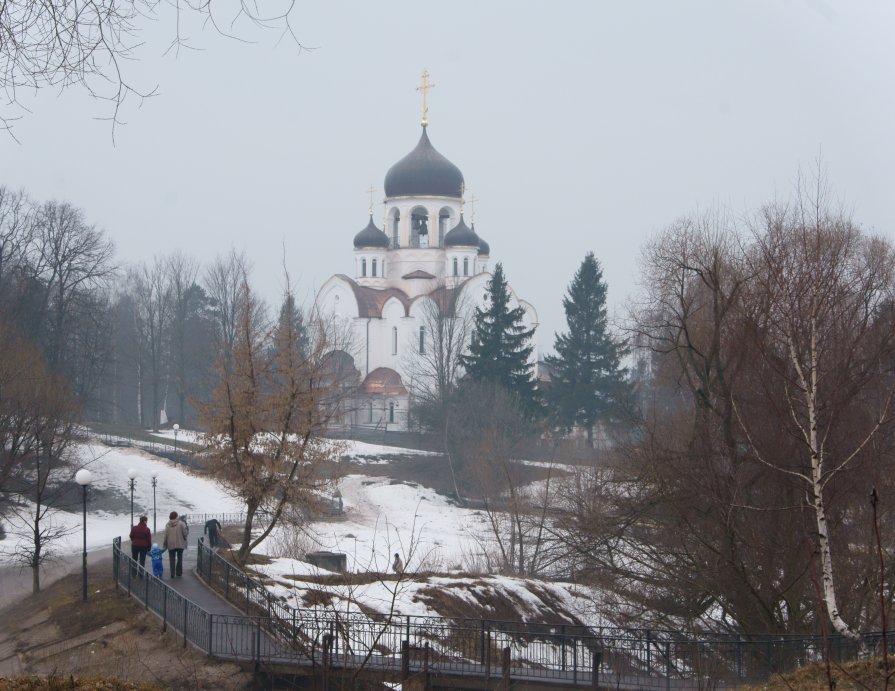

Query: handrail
[191,537,895,686]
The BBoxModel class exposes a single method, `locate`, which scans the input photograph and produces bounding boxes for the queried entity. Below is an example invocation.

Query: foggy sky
[2,1,894,352]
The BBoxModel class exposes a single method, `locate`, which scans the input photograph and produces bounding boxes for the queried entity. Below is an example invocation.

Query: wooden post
[592,651,601,690]
[502,646,511,691]
[424,642,431,691]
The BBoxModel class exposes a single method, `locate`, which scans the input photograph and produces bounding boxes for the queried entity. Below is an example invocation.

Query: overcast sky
[2,1,894,352]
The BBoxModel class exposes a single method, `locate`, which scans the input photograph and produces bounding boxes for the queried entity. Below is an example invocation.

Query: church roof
[358,367,408,396]
[336,275,411,317]
[384,127,464,198]
[444,216,480,247]
[353,216,390,249]
[402,269,436,280]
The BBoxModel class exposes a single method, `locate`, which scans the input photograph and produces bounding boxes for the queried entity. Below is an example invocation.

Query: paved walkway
[150,530,244,617]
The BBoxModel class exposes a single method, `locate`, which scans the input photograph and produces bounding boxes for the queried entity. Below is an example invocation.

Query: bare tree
[0,0,307,135]
[738,174,895,640]
[204,249,252,366]
[166,251,200,425]
[0,322,80,592]
[125,258,173,430]
[200,277,347,565]
[403,285,472,501]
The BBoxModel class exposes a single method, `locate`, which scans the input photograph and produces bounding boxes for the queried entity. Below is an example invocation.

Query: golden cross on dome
[416,70,436,127]
[367,185,376,215]
[469,192,479,224]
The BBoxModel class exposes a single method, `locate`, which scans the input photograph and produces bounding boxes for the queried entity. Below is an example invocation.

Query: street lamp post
[75,469,93,602]
[127,468,137,526]
[151,471,158,534]
[173,424,180,465]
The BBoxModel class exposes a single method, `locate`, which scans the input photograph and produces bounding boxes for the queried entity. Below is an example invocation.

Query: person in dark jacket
[163,511,189,577]
[204,518,222,548]
[129,516,152,568]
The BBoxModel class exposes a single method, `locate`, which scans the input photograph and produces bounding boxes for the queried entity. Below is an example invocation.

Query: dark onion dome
[444,215,480,247]
[472,223,490,255]
[353,216,389,249]
[384,127,464,198]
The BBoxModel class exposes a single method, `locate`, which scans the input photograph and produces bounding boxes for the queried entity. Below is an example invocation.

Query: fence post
[561,624,569,672]
[424,642,431,691]
[665,641,671,691]
[480,620,486,664]
[501,646,511,691]
[646,629,652,676]
[401,639,410,680]
[183,598,188,648]
[592,650,601,690]
[127,556,132,594]
[225,563,230,601]
[145,572,149,609]
[485,628,491,681]
[573,636,578,684]
[256,619,262,664]
[207,614,213,655]
[162,587,168,632]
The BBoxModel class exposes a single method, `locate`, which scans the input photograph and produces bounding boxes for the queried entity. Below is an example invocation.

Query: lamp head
[173,424,180,431]
[75,469,93,486]
[127,468,138,480]
[151,470,158,479]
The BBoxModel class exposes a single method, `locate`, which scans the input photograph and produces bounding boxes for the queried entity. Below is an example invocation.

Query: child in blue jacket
[149,543,167,577]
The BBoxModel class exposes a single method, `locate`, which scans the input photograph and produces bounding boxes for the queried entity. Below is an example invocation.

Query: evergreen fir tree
[460,262,538,409]
[546,252,627,446]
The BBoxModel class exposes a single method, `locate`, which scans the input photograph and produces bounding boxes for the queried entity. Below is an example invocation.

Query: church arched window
[453,257,458,276]
[438,208,452,247]
[392,326,398,355]
[390,208,400,247]
[361,258,367,278]
[411,206,429,248]
[463,257,469,276]
[419,326,425,353]
[389,401,395,424]
[372,258,377,277]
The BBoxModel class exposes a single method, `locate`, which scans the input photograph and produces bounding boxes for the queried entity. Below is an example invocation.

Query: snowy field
[0,433,605,627]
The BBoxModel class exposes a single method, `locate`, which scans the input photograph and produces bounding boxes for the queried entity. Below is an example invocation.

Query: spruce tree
[460,262,538,410]
[547,252,627,446]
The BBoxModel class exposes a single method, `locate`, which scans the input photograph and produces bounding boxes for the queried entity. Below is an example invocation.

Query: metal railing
[116,532,895,688]
[193,537,895,688]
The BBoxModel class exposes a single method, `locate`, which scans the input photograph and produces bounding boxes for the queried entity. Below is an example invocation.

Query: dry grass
[749,657,895,690]
[0,676,160,690]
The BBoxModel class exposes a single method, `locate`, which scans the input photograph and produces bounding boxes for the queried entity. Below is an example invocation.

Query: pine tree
[460,262,538,410]
[546,252,627,447]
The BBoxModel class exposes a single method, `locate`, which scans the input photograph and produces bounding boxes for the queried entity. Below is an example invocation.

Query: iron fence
[194,536,895,688]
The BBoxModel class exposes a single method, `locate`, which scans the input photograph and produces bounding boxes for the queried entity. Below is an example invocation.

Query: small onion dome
[444,215,480,247]
[384,127,464,198]
[477,236,490,256]
[353,216,389,249]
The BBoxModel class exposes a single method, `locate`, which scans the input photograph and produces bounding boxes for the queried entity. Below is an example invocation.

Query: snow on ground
[0,442,243,561]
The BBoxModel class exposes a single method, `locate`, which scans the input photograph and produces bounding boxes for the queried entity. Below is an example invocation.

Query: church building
[314,74,538,431]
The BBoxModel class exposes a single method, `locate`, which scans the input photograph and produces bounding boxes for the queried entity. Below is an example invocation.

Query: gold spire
[416,69,436,127]
[469,192,479,224]
[367,185,376,216]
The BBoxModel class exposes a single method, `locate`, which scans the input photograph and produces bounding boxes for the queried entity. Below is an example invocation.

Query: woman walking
[163,511,189,578]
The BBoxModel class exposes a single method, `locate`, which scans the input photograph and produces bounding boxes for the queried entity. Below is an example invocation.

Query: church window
[361,258,367,277]
[389,402,395,424]
[390,209,400,247]
[372,259,377,277]
[453,258,458,276]
[411,207,429,248]
[463,257,469,276]
[438,208,452,247]
[419,326,425,353]
[392,326,398,355]
[382,260,385,277]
